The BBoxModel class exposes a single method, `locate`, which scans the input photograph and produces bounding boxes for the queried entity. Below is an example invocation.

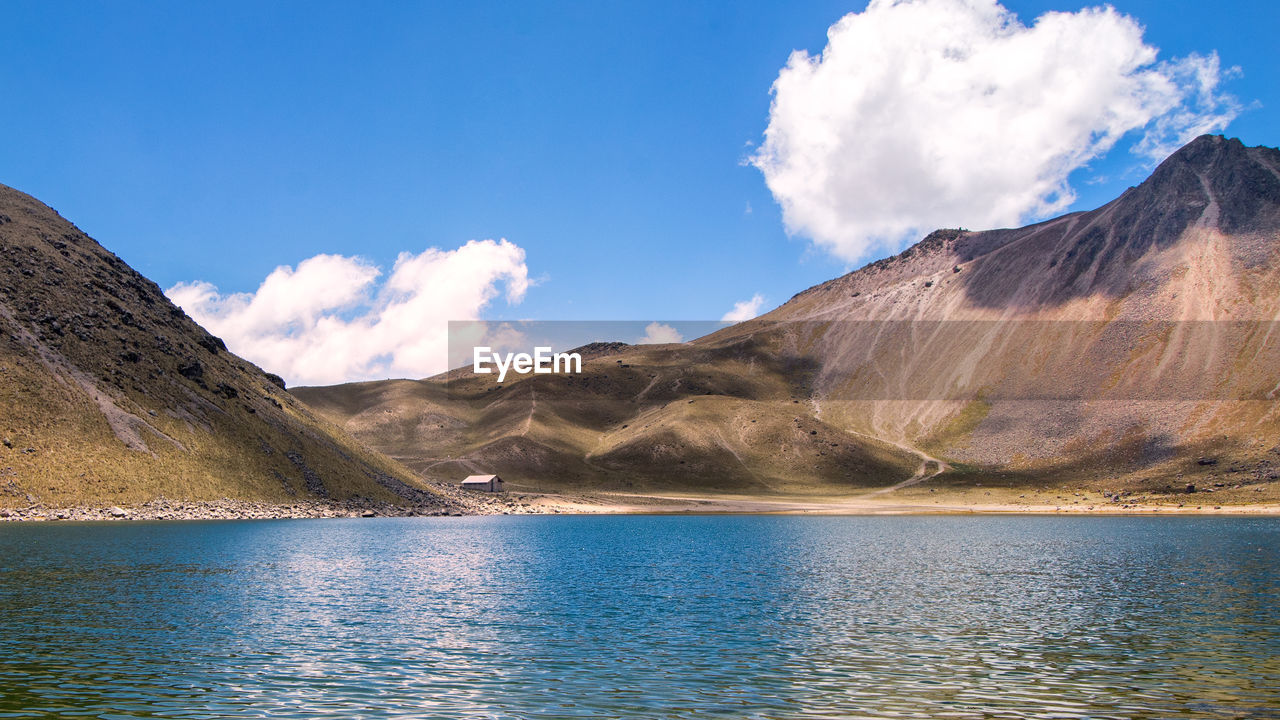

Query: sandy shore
[5,486,1279,521]
[513,489,1280,516]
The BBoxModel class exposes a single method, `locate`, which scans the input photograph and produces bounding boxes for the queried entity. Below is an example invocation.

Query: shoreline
[0,498,456,522]
[516,490,1280,516]
[4,490,1279,522]
[0,492,547,522]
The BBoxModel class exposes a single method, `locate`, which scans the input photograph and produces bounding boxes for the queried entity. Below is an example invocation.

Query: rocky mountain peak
[1123,134,1280,236]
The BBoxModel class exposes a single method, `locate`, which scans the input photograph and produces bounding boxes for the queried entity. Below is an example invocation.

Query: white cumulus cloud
[721,294,766,322]
[637,322,684,345]
[750,0,1241,263]
[168,239,530,386]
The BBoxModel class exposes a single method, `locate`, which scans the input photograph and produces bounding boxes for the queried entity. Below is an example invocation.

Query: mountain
[710,134,1280,489]
[294,342,924,495]
[0,183,455,511]
[293,135,1280,502]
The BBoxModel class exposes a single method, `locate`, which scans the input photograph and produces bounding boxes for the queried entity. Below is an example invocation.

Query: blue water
[0,515,1276,718]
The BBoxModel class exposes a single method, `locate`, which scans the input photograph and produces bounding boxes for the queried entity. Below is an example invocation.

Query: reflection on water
[0,516,1276,718]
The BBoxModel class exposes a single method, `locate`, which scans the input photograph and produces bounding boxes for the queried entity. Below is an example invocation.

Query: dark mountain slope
[0,183,455,510]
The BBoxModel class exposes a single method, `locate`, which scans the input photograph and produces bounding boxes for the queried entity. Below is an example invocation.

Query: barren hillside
[296,136,1280,500]
[0,183,456,510]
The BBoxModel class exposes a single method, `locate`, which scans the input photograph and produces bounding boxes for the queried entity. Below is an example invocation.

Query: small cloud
[637,322,684,345]
[721,294,766,323]
[446,321,530,369]
[744,201,753,215]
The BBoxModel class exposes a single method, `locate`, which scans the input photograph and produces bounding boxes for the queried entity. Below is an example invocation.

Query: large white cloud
[168,239,529,386]
[750,0,1241,263]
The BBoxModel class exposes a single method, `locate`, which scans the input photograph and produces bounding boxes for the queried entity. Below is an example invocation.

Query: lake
[0,515,1276,718]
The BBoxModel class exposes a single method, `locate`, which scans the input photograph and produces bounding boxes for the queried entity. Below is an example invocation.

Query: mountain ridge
[774,135,1280,316]
[295,135,1280,502]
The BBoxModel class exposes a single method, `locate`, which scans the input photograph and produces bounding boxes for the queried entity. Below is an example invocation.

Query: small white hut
[460,474,505,492]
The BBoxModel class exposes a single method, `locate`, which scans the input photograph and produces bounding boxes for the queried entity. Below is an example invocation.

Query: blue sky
[2,1,1277,383]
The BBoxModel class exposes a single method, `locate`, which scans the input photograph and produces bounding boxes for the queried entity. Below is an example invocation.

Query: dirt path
[634,373,661,401]
[859,449,949,497]
[836,422,951,497]
[808,395,949,497]
[520,386,537,436]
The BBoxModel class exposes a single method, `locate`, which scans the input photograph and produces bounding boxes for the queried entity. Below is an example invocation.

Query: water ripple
[0,516,1277,718]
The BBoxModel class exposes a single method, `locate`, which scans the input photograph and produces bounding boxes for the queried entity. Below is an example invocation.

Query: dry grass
[294,342,921,495]
[0,183,448,510]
